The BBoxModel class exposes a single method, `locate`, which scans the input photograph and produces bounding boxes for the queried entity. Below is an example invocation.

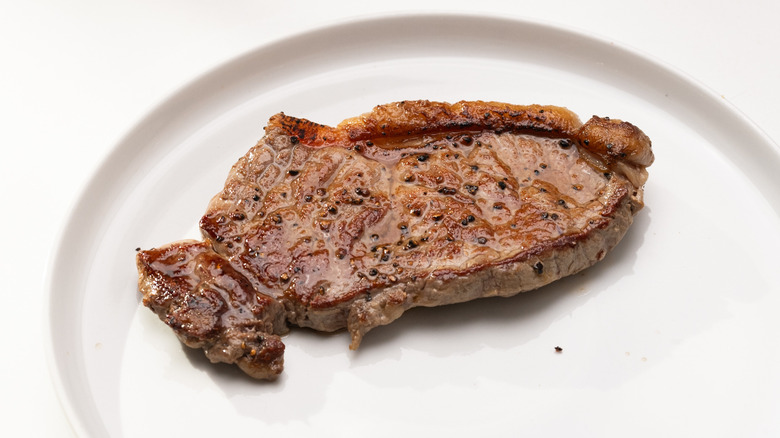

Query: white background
[2,1,778,436]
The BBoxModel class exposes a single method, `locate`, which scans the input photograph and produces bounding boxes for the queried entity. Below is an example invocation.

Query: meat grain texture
[136,100,654,380]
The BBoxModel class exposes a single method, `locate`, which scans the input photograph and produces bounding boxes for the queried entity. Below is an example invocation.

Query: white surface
[3,2,780,437]
[47,13,780,437]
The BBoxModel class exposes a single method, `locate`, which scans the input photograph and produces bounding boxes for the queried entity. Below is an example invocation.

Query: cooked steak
[136,100,653,379]
[136,241,287,379]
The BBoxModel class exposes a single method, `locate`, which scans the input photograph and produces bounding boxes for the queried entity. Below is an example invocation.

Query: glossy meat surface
[137,241,287,379]
[137,100,653,379]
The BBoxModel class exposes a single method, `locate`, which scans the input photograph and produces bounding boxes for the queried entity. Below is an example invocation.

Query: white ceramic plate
[47,13,780,437]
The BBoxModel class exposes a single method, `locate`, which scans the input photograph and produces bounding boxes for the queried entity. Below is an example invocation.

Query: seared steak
[136,241,287,379]
[136,100,653,379]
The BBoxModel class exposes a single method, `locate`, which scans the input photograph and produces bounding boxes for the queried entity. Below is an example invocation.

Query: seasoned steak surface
[136,100,653,379]
[137,240,287,379]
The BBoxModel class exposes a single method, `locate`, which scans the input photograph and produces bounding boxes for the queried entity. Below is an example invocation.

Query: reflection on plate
[47,13,780,437]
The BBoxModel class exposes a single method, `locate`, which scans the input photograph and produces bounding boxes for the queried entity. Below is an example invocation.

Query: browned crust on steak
[137,100,653,379]
[136,241,287,379]
[270,101,583,147]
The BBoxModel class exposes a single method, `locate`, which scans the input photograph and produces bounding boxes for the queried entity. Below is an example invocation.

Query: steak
[136,100,653,380]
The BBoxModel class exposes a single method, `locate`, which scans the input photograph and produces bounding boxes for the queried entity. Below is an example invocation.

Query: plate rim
[44,11,780,437]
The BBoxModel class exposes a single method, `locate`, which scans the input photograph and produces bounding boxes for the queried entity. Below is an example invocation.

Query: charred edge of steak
[267,100,651,183]
[135,240,288,380]
[341,100,584,142]
[267,101,582,147]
